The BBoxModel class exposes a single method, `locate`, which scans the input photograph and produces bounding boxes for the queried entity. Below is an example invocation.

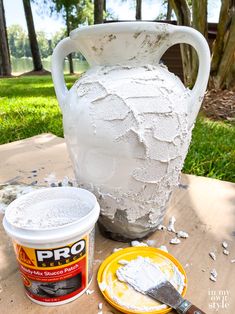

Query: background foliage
[8,24,65,59]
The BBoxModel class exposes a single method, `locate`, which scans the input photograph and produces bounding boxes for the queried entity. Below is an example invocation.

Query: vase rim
[70,21,175,40]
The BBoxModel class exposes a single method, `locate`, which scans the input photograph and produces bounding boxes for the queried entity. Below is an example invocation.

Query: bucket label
[13,235,90,303]
[35,239,86,267]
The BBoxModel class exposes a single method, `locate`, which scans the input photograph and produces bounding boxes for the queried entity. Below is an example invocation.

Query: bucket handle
[51,37,78,111]
[158,26,210,128]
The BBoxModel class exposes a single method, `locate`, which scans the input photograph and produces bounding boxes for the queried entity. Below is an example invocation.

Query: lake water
[11,57,89,74]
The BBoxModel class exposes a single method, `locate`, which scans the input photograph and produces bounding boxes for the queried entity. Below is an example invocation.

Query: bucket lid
[97,247,187,314]
[3,187,100,244]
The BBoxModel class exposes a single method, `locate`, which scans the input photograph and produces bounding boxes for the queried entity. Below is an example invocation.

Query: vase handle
[51,37,78,111]
[160,26,210,128]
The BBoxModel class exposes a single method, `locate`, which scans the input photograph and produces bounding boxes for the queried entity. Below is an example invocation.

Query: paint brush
[117,256,206,314]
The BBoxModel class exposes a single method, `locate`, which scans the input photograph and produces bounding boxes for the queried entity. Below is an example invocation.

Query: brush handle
[177,300,206,314]
[185,304,206,314]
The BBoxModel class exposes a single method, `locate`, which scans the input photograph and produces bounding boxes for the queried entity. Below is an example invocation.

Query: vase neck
[70,22,175,66]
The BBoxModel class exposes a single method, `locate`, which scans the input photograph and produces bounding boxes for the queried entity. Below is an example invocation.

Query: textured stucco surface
[63,64,193,239]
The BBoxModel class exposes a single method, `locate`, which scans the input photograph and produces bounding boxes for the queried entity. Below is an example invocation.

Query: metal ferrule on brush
[177,300,192,313]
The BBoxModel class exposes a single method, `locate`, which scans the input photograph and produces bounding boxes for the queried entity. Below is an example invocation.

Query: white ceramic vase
[52,22,210,240]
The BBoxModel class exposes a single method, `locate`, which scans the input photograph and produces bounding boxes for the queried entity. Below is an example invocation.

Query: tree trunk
[170,0,235,89]
[166,1,172,20]
[192,0,208,38]
[211,0,231,74]
[2,0,10,59]
[213,8,235,88]
[94,0,103,24]
[210,0,235,89]
[0,0,11,76]
[170,0,193,86]
[103,0,106,13]
[225,61,235,89]
[169,0,191,25]
[22,0,43,71]
[136,0,142,20]
[65,7,74,74]
[191,0,208,84]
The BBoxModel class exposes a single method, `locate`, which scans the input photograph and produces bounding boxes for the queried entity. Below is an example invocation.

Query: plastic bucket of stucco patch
[3,187,100,306]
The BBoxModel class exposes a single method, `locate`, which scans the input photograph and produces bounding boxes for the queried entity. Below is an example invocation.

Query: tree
[35,0,93,74]
[169,0,193,86]
[8,25,30,58]
[210,1,235,89]
[192,0,207,38]
[94,0,103,24]
[8,25,66,59]
[22,0,43,71]
[64,2,74,73]
[170,0,235,89]
[77,0,94,25]
[155,1,172,20]
[48,0,79,74]
[0,0,11,76]
[37,31,53,58]
[166,1,172,20]
[136,0,142,20]
[51,28,66,49]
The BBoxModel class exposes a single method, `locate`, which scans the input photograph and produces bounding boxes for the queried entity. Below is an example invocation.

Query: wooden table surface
[0,134,234,314]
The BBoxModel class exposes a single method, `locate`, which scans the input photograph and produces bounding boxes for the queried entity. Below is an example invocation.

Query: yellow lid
[97,247,187,314]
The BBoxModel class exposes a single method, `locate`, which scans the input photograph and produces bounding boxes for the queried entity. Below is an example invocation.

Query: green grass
[183,117,235,182]
[0,75,76,143]
[0,75,234,182]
